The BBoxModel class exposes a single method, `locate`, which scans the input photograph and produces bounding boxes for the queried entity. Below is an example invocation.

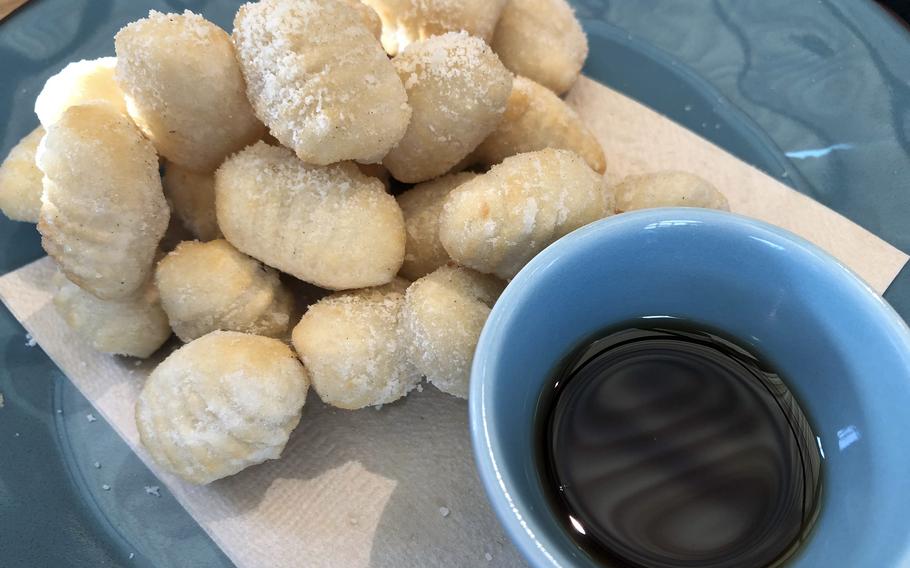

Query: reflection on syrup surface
[538,323,822,568]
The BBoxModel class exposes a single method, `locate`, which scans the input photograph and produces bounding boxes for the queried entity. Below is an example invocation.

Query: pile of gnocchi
[0,0,728,484]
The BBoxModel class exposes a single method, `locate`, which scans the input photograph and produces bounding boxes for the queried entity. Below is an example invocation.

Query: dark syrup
[537,323,822,568]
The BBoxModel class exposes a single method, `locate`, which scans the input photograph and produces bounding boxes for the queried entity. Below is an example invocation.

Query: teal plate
[0,1,907,566]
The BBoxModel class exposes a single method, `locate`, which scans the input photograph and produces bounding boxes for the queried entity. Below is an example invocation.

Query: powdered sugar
[232,0,410,165]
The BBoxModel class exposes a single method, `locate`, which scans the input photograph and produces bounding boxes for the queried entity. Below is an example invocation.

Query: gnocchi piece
[402,265,503,398]
[156,239,293,342]
[215,142,406,290]
[291,279,419,410]
[491,0,588,95]
[383,32,512,183]
[162,163,221,241]
[136,331,309,484]
[613,171,729,213]
[53,272,172,358]
[233,0,411,165]
[439,148,607,279]
[0,126,44,222]
[115,11,265,172]
[34,57,128,127]
[361,0,508,55]
[473,75,606,173]
[397,171,477,280]
[343,0,383,40]
[37,104,169,300]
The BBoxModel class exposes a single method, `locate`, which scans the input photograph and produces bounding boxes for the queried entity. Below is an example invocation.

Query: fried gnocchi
[473,75,605,173]
[34,57,128,127]
[162,163,221,242]
[362,0,508,55]
[439,149,608,279]
[492,0,588,95]
[37,104,169,300]
[291,279,420,410]
[614,171,730,213]
[401,265,503,398]
[343,0,383,40]
[115,11,265,172]
[54,272,171,358]
[156,240,293,342]
[233,0,411,165]
[397,171,476,280]
[0,126,44,223]
[136,331,309,484]
[383,32,512,183]
[215,142,406,290]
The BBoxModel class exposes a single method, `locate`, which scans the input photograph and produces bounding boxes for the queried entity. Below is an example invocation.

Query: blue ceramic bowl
[470,208,910,568]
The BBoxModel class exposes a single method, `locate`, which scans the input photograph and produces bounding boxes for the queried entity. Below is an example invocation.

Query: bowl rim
[469,207,910,568]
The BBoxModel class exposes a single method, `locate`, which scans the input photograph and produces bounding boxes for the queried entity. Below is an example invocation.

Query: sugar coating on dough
[232,0,411,165]
[397,171,476,280]
[115,10,265,172]
[291,279,420,410]
[439,148,608,279]
[162,162,221,241]
[613,171,730,213]
[136,330,309,484]
[384,32,512,183]
[492,0,588,95]
[0,126,45,223]
[474,75,606,173]
[34,57,128,127]
[156,239,293,342]
[53,272,171,358]
[215,142,405,290]
[37,103,170,300]
[401,265,503,398]
[362,0,508,55]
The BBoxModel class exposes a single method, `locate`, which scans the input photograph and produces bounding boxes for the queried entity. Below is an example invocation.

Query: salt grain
[86,413,97,422]
[439,506,450,517]
[144,485,161,497]
[102,484,111,491]
[93,461,101,469]
[25,333,36,347]
[485,552,493,561]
